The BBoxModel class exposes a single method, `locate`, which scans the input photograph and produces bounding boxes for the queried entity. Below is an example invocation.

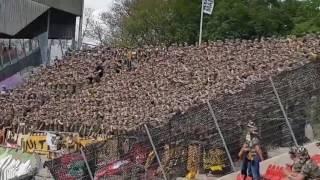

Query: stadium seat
[311,154,320,166]
[278,166,286,180]
[264,164,274,179]
[236,174,253,180]
[263,164,287,180]
[311,154,320,161]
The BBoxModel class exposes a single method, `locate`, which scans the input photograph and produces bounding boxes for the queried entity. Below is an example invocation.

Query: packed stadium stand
[1,1,320,179]
[0,35,319,135]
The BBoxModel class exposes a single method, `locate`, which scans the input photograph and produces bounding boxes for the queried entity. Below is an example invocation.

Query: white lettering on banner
[203,0,215,15]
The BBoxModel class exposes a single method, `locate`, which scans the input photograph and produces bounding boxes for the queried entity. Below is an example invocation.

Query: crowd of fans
[0,35,319,136]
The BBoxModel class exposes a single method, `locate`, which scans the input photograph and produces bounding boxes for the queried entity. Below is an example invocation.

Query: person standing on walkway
[239,121,264,180]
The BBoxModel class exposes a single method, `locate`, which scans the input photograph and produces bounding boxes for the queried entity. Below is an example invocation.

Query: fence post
[269,77,298,146]
[207,101,236,172]
[144,124,168,180]
[80,149,94,180]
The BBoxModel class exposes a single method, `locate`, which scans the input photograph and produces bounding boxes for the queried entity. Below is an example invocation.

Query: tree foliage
[91,0,320,46]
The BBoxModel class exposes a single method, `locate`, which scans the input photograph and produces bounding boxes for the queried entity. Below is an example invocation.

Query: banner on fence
[23,134,50,155]
[44,153,87,179]
[203,148,226,172]
[44,141,105,179]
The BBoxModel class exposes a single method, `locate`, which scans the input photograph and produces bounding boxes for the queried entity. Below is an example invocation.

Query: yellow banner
[23,135,49,155]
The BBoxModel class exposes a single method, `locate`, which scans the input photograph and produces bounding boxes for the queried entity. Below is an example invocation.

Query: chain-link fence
[44,61,320,180]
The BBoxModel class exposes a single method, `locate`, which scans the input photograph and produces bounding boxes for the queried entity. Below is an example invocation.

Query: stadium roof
[32,0,83,16]
[0,0,49,36]
[0,0,83,38]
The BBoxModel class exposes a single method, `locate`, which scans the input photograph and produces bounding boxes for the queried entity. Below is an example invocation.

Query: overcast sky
[76,0,114,44]
[84,0,113,14]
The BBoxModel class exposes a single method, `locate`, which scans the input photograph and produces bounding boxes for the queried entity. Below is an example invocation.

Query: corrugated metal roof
[32,0,83,16]
[0,0,49,36]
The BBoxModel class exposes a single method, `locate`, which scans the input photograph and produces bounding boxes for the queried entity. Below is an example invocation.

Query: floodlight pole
[199,0,204,46]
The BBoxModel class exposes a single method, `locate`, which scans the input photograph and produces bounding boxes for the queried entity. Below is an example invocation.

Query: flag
[94,143,151,179]
[44,153,87,180]
[203,0,215,15]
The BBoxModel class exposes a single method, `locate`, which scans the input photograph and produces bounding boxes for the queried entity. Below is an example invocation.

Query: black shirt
[95,65,104,78]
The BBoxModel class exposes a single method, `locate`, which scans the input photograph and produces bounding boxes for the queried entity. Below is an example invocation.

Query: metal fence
[44,60,320,179]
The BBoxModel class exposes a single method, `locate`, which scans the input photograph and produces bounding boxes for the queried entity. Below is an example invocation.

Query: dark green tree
[99,0,319,46]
